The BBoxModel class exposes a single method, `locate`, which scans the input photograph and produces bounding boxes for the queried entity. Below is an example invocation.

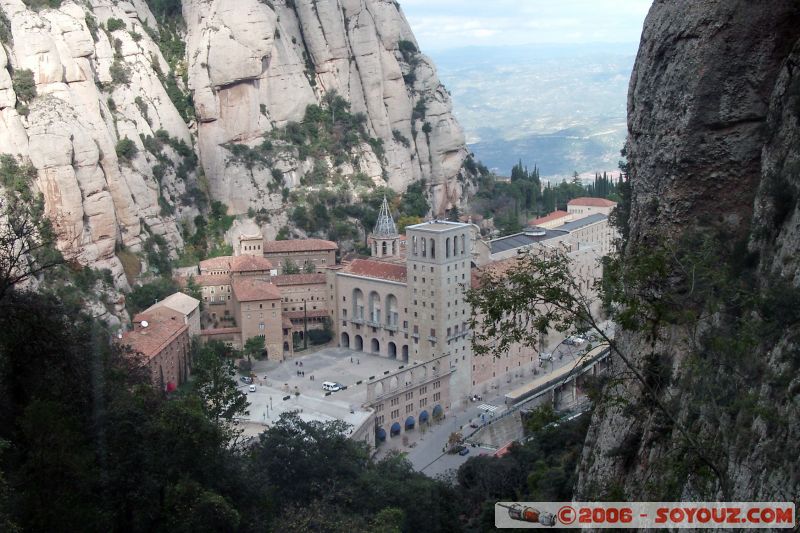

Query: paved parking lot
[235,347,407,437]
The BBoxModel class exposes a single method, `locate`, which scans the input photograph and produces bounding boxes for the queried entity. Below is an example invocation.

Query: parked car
[458,447,470,456]
[450,444,467,455]
[572,336,586,345]
[538,352,553,365]
[248,384,256,393]
[240,376,253,384]
[469,422,480,429]
[322,381,341,392]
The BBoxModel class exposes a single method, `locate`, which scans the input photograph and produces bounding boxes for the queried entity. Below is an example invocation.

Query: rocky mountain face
[0,0,472,285]
[576,0,800,502]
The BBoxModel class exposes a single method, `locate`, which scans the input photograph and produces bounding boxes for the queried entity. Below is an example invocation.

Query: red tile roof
[184,274,231,287]
[271,273,327,286]
[529,210,570,225]
[471,257,521,288]
[263,239,338,253]
[567,197,617,208]
[199,256,232,272]
[119,318,187,361]
[284,310,331,320]
[232,277,281,302]
[230,254,273,272]
[342,258,407,282]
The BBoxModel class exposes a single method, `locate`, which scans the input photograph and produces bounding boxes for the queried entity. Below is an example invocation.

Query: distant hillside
[431,43,636,176]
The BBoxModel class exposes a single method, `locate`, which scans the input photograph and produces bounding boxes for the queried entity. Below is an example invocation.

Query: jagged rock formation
[183,0,471,215]
[0,0,191,286]
[576,0,800,503]
[0,0,472,285]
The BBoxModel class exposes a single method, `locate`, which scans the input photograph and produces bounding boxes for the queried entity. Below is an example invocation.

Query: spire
[372,196,398,238]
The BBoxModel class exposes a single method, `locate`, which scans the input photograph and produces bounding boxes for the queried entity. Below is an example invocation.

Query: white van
[322,381,341,392]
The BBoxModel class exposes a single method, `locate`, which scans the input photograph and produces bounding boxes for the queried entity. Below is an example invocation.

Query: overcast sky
[399,0,652,52]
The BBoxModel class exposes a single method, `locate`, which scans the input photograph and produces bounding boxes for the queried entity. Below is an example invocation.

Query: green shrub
[412,99,426,120]
[12,69,37,103]
[135,96,149,123]
[115,138,138,161]
[85,13,100,42]
[0,154,37,196]
[106,18,126,32]
[126,277,178,314]
[21,0,63,10]
[109,60,131,85]
[0,7,12,45]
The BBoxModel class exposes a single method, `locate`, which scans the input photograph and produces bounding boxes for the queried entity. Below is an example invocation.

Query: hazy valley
[433,43,636,177]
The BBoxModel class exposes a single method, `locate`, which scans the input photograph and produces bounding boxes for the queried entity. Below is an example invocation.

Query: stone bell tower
[370,197,400,259]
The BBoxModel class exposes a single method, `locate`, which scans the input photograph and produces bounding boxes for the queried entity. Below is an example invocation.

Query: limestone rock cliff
[0,0,472,287]
[576,0,800,503]
[0,0,192,286]
[183,0,471,215]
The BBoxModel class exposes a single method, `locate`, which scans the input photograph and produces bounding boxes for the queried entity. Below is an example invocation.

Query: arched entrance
[376,427,386,442]
[388,342,397,359]
[341,332,350,348]
[405,416,415,430]
[283,341,289,351]
[402,345,409,362]
[432,404,443,420]
[390,422,401,437]
[354,335,363,351]
[419,410,429,424]
[371,338,380,354]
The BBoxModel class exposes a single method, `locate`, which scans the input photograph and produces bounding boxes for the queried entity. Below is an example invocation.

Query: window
[259,322,265,331]
[391,409,399,419]
[419,398,427,408]
[391,398,399,406]
[377,415,384,425]
[406,392,413,400]
[419,386,427,394]
[433,392,441,402]
[405,404,413,414]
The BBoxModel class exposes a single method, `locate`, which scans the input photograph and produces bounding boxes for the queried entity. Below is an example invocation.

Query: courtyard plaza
[234,321,614,475]
[235,346,406,439]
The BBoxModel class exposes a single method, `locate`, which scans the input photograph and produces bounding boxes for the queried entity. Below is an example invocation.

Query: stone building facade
[566,197,617,218]
[262,239,337,274]
[232,277,285,359]
[119,313,191,392]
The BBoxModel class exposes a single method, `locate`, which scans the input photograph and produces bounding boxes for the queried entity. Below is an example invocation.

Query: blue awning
[405,416,415,429]
[376,427,386,441]
[419,410,429,423]
[432,404,443,417]
[390,422,401,435]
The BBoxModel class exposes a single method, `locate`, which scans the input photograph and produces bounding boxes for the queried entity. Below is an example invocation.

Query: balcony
[384,323,398,332]
[350,317,364,325]
[427,336,437,342]
[366,320,381,328]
